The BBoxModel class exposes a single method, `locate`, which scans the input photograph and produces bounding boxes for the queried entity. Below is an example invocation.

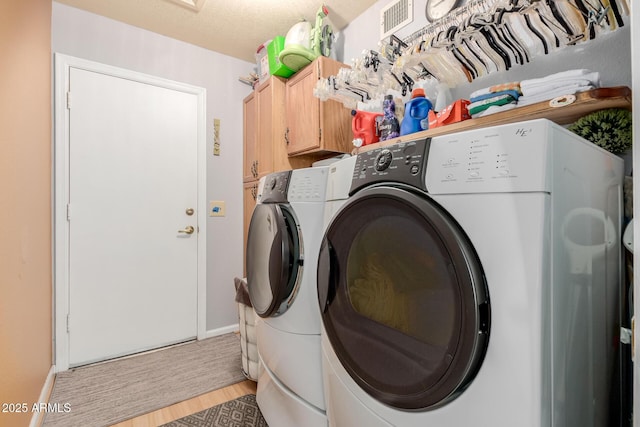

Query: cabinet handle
[251,184,257,200]
[255,160,259,177]
[285,128,290,145]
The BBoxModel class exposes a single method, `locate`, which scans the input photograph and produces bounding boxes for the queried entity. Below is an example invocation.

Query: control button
[375,149,393,171]
[498,169,509,176]
[446,173,454,180]
[410,165,420,175]
[447,157,456,164]
[469,171,480,178]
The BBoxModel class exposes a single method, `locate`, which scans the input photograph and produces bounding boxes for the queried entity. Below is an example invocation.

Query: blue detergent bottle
[400,88,433,136]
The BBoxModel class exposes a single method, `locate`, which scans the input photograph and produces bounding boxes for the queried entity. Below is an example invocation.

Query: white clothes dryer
[246,166,329,427]
[317,119,623,427]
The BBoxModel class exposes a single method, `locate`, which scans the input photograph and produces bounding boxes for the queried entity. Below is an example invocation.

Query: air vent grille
[380,0,413,40]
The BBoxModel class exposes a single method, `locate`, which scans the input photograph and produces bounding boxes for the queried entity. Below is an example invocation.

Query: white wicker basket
[235,277,259,381]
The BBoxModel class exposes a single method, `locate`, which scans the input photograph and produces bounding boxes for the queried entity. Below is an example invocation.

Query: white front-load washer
[246,166,329,427]
[323,155,358,230]
[317,119,623,427]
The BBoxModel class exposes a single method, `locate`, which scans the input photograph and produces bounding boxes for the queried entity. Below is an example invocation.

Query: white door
[64,64,201,366]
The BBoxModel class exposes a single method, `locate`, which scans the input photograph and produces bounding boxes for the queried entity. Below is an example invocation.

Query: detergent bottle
[378,95,400,141]
[400,88,433,136]
[351,109,383,148]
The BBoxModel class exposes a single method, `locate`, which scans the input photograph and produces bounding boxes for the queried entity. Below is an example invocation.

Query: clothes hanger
[493,9,528,65]
[469,13,513,70]
[498,5,544,58]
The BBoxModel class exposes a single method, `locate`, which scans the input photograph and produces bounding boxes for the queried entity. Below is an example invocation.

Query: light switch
[209,200,225,217]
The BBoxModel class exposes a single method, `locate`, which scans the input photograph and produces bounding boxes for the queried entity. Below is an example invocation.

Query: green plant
[568,108,632,154]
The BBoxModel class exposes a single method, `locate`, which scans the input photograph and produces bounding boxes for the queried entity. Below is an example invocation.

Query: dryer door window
[247,203,301,317]
[317,186,490,410]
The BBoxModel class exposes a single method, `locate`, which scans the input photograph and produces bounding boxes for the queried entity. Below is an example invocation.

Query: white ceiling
[54,0,378,63]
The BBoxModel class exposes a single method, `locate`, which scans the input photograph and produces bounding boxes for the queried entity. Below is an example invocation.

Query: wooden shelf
[356,86,631,153]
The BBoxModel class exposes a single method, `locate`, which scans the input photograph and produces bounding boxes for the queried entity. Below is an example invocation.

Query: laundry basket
[234,277,259,381]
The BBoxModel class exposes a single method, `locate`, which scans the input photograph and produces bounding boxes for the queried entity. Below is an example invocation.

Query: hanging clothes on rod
[396,0,628,86]
[314,0,628,108]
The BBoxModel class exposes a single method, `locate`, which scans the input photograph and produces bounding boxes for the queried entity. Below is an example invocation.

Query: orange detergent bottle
[351,109,383,148]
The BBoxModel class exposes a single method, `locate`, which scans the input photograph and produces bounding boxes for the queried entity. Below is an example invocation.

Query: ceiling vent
[380,0,413,40]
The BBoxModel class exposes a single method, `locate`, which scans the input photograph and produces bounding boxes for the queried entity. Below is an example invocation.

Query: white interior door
[65,65,201,366]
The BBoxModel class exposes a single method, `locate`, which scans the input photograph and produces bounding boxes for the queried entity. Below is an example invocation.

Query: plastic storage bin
[267,36,295,78]
[256,40,271,85]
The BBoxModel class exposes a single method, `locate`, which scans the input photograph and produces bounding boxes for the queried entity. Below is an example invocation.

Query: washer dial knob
[375,149,393,171]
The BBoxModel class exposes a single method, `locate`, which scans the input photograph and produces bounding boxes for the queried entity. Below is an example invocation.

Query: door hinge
[319,128,322,141]
[66,91,72,109]
[66,204,71,221]
[66,314,70,333]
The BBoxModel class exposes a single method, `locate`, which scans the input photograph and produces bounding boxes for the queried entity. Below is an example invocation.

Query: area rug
[43,333,246,427]
[161,394,268,427]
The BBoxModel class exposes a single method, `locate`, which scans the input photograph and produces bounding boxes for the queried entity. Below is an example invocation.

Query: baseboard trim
[29,365,56,427]
[204,324,239,339]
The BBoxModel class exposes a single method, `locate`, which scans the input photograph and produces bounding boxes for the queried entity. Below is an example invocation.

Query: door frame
[53,53,207,372]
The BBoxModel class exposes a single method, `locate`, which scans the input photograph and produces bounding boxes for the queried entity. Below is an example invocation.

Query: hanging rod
[402,0,497,46]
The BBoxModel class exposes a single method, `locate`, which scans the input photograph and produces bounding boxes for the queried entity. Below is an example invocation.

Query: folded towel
[520,69,596,88]
[470,89,521,104]
[471,103,518,118]
[469,93,517,116]
[517,85,595,107]
[521,76,600,97]
[520,71,600,96]
[469,81,521,99]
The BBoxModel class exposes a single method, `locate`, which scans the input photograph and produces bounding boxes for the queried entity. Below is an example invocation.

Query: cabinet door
[317,58,353,154]
[256,79,276,177]
[285,57,353,156]
[243,92,258,182]
[285,63,320,155]
[243,181,259,275]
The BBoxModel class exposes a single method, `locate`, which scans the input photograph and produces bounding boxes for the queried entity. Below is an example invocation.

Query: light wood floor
[110,379,257,427]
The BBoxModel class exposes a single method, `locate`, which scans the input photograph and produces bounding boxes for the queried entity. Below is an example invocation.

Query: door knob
[178,225,195,235]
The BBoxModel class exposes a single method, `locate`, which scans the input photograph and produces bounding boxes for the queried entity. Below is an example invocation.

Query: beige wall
[0,1,53,426]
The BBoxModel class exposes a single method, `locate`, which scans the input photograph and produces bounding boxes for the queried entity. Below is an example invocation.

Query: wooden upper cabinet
[243,92,257,182]
[243,76,314,183]
[256,78,277,176]
[285,56,353,156]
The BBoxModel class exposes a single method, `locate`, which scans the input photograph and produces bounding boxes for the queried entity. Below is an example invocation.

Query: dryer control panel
[425,120,550,194]
[259,170,291,203]
[350,138,430,195]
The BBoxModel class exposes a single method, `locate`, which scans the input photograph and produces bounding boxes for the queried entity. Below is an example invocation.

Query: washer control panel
[351,138,430,194]
[288,167,328,202]
[259,170,291,203]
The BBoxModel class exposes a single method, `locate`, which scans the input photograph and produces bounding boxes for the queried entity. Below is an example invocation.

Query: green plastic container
[268,36,295,78]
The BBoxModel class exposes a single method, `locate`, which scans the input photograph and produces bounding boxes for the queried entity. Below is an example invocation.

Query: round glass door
[318,186,490,410]
[247,203,301,317]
